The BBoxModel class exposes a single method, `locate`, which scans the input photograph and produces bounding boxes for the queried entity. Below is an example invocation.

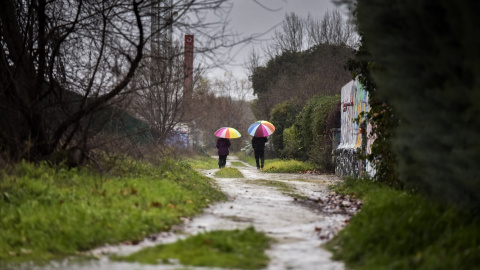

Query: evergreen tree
[357,0,480,210]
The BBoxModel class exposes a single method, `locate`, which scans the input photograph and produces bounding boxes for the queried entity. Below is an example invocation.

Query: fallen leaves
[150,201,162,208]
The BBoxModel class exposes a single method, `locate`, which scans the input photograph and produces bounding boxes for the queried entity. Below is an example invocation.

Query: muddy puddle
[19,156,354,270]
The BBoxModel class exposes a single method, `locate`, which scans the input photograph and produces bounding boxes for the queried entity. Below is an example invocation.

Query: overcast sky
[206,0,347,80]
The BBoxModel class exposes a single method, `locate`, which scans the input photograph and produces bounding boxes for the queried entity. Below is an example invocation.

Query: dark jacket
[252,136,268,150]
[216,138,231,156]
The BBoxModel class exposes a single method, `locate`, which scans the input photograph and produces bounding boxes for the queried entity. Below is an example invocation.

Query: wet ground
[23,156,357,270]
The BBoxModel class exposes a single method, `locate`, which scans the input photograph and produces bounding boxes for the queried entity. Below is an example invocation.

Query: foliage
[94,106,152,145]
[281,125,303,160]
[269,100,302,156]
[356,0,480,209]
[283,94,340,172]
[113,227,271,269]
[214,167,244,178]
[263,160,316,173]
[0,159,226,264]
[250,44,352,120]
[326,177,480,270]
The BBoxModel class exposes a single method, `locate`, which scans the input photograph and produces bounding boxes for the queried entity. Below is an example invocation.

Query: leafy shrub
[250,44,353,120]
[282,94,340,172]
[269,100,302,156]
[281,125,302,160]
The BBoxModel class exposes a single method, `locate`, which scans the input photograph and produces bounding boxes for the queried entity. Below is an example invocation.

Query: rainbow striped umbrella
[214,127,241,139]
[248,120,275,137]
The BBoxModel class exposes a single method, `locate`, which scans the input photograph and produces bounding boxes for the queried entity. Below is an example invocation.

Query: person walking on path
[252,136,268,169]
[216,138,231,169]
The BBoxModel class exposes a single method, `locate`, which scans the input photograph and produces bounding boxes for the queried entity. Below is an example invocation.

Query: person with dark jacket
[251,136,268,169]
[216,138,231,169]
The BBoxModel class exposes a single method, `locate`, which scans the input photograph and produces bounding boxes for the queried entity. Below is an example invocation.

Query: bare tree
[193,73,255,151]
[268,12,304,55]
[0,0,230,161]
[306,9,357,47]
[244,48,262,81]
[126,40,185,144]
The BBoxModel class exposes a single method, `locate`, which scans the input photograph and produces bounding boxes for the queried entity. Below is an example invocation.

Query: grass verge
[214,167,244,178]
[113,227,271,269]
[230,161,246,167]
[183,155,218,170]
[325,177,480,270]
[263,159,315,173]
[0,158,226,265]
[236,152,281,168]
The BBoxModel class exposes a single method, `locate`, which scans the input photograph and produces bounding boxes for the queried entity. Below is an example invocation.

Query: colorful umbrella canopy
[214,127,241,139]
[248,120,275,137]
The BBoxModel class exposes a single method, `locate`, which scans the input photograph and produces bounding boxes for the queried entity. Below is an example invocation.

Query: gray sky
[208,0,345,80]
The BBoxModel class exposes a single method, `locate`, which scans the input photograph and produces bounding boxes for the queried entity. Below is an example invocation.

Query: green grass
[237,153,281,168]
[263,159,315,173]
[325,177,480,270]
[0,159,226,265]
[184,155,219,170]
[113,227,271,269]
[237,154,257,167]
[214,167,244,178]
[230,161,246,167]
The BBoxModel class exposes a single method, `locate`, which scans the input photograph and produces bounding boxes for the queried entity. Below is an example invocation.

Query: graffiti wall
[334,78,375,177]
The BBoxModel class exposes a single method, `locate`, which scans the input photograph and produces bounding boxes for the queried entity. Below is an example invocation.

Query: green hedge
[269,100,302,156]
[282,94,340,172]
[357,0,480,209]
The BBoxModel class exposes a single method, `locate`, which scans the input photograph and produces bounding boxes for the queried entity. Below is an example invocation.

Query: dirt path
[30,157,353,270]
[186,156,349,270]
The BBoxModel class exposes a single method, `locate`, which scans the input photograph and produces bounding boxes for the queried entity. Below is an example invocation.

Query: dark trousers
[218,155,227,168]
[254,149,265,168]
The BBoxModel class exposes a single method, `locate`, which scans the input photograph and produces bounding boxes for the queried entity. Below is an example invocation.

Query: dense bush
[282,94,340,172]
[282,125,302,160]
[251,44,352,120]
[357,0,480,210]
[269,100,302,156]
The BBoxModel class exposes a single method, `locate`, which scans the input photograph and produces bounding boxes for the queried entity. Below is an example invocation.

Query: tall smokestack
[183,35,194,100]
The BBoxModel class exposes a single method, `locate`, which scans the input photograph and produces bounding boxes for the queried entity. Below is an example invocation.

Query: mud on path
[28,156,354,270]
[188,156,350,270]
